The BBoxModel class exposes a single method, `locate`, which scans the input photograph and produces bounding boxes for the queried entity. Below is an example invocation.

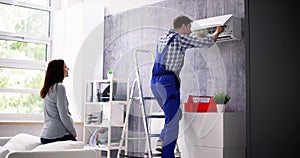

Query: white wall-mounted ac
[191,14,242,42]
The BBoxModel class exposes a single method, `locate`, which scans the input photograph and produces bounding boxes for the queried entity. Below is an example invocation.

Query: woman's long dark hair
[40,59,65,98]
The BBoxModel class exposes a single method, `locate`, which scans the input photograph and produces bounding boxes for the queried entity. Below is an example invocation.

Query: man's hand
[215,26,225,34]
[212,26,225,42]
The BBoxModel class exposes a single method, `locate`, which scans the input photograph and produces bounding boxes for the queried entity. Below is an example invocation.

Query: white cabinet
[83,78,129,158]
[178,112,246,158]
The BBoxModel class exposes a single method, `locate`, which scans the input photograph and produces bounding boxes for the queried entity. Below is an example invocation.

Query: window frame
[0,0,53,121]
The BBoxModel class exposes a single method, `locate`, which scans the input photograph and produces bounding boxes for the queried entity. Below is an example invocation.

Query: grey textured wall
[101,0,245,155]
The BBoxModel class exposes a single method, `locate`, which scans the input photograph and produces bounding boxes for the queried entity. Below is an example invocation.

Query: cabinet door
[179,113,245,147]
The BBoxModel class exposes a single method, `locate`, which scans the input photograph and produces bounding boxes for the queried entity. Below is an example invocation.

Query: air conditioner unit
[191,14,242,42]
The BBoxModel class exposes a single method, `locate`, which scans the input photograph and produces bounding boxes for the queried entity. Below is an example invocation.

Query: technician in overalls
[150,15,224,158]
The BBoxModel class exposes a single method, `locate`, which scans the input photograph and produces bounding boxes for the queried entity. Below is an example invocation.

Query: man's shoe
[155,139,163,152]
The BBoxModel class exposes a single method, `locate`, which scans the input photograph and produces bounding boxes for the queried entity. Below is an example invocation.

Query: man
[150,15,224,158]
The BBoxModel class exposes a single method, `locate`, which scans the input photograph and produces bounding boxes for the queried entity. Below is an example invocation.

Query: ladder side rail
[117,79,138,158]
[134,49,153,157]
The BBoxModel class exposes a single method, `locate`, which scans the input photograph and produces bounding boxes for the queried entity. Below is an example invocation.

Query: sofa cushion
[0,146,10,158]
[3,133,40,151]
[0,137,11,146]
[32,141,84,151]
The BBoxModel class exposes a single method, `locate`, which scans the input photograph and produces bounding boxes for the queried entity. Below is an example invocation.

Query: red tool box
[184,95,217,112]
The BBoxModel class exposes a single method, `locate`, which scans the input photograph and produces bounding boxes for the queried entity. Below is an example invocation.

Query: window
[0,0,52,120]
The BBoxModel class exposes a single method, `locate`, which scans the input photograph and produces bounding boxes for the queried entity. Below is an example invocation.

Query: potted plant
[107,69,113,79]
[213,92,231,112]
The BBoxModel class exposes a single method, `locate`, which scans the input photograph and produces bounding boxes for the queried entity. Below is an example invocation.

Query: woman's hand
[72,131,77,138]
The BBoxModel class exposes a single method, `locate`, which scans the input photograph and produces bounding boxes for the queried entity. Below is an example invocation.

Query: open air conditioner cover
[191,14,242,42]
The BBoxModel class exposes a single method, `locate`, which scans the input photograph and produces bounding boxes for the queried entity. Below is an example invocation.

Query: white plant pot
[107,73,113,79]
[217,104,225,112]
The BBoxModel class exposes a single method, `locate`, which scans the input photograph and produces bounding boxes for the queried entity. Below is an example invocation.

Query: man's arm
[179,26,225,48]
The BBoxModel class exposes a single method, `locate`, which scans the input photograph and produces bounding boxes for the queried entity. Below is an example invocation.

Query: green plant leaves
[213,92,231,104]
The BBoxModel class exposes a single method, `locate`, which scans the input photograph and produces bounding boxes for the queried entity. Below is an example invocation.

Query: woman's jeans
[41,134,77,144]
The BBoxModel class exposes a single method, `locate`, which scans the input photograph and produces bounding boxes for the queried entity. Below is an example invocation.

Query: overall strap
[156,33,177,64]
[167,33,177,45]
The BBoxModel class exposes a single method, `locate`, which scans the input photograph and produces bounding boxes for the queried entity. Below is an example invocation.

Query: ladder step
[131,97,140,100]
[119,154,144,158]
[121,134,159,138]
[148,134,160,137]
[120,137,146,140]
[146,115,164,118]
[145,152,162,157]
[131,96,156,100]
[143,96,156,100]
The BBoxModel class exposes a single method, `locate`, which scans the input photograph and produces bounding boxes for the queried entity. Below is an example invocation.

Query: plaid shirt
[157,29,215,72]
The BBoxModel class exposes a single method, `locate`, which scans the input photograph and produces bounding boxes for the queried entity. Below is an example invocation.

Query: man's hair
[173,15,193,29]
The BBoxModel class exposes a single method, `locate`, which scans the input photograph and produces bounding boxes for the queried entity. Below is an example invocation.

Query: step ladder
[117,49,181,158]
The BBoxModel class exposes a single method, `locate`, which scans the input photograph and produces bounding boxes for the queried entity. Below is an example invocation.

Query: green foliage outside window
[0,1,50,114]
[0,93,43,113]
[0,67,44,113]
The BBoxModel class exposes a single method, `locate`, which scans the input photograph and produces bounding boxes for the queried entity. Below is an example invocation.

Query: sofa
[0,133,97,158]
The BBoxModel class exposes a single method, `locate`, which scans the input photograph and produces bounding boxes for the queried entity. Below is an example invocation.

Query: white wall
[51,1,105,122]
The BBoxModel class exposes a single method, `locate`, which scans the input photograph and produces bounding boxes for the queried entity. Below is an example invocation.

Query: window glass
[0,68,44,89]
[0,3,50,37]
[0,40,46,61]
[0,92,42,113]
[0,0,51,118]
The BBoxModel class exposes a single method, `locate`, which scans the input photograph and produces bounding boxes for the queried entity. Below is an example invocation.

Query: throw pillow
[0,146,10,158]
[3,133,40,151]
[32,141,84,151]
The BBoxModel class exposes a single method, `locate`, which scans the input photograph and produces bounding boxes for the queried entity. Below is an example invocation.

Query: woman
[40,59,77,144]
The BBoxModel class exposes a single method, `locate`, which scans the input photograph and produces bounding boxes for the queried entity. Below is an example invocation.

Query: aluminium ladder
[117,49,156,158]
[117,49,181,158]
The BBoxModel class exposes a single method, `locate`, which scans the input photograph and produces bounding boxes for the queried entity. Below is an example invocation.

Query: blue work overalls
[150,34,182,158]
